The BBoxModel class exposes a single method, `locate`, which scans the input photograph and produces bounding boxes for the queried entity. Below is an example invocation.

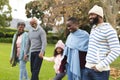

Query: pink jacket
[43,54,62,73]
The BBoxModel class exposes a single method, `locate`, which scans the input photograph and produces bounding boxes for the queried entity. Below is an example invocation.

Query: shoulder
[23,32,28,35]
[38,26,46,34]
[13,32,17,37]
[100,23,113,30]
[78,29,89,36]
[24,32,28,34]
[38,26,45,31]
[99,23,117,34]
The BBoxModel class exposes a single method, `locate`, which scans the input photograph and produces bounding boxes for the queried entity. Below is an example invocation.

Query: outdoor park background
[0,0,120,80]
[0,41,120,80]
[0,43,67,80]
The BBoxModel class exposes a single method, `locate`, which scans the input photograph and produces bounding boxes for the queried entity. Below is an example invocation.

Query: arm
[23,32,28,54]
[96,27,120,71]
[43,56,54,62]
[39,27,47,58]
[10,34,16,64]
[24,32,30,55]
[24,32,30,60]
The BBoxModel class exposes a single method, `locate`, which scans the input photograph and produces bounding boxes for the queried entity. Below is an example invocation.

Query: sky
[9,0,33,20]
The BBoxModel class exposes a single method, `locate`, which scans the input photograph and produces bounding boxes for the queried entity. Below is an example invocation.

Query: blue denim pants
[19,60,29,80]
[30,51,43,80]
[82,68,110,80]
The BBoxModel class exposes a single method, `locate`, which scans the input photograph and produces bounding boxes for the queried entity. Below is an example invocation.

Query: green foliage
[0,28,16,37]
[0,38,12,43]
[25,0,93,37]
[25,1,44,21]
[47,32,59,44]
[0,27,63,44]
[0,28,16,43]
[0,0,12,27]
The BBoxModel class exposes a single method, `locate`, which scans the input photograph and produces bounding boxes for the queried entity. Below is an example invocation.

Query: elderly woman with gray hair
[10,22,29,80]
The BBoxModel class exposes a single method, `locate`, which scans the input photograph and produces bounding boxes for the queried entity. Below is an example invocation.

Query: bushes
[0,27,65,44]
[0,38,12,43]
[0,31,15,38]
[0,28,16,43]
[47,33,59,44]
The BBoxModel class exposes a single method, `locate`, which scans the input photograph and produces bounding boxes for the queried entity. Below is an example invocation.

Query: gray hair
[17,22,25,28]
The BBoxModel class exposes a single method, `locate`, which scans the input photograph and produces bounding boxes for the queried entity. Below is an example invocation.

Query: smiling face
[89,13,99,26]
[66,20,78,33]
[17,25,25,33]
[56,47,63,54]
[30,18,37,28]
[17,22,25,33]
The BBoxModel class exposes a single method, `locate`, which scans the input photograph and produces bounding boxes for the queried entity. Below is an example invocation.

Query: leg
[54,73,66,80]
[19,61,23,80]
[31,51,43,80]
[23,61,29,80]
[30,52,36,73]
[66,64,73,80]
[81,68,85,80]
[19,60,29,80]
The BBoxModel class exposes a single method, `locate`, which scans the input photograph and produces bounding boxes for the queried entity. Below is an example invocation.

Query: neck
[17,31,24,36]
[33,26,37,29]
[97,18,104,25]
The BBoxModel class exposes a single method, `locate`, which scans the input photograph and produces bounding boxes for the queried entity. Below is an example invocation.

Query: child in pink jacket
[43,40,66,80]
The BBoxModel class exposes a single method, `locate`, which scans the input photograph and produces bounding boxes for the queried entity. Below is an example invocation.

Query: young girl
[43,40,66,80]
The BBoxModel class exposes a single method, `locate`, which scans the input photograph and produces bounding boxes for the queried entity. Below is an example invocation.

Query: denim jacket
[10,32,28,61]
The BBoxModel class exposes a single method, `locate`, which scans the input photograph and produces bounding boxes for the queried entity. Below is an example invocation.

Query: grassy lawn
[0,43,120,80]
[0,43,67,80]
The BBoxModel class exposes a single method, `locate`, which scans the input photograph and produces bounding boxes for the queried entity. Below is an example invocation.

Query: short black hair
[17,22,25,27]
[67,17,79,24]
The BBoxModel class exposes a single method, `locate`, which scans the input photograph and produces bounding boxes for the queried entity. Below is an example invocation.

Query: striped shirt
[86,23,120,71]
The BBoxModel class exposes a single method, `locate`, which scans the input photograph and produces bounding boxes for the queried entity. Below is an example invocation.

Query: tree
[0,0,12,27]
[25,0,120,37]
[25,0,53,33]
[100,0,119,27]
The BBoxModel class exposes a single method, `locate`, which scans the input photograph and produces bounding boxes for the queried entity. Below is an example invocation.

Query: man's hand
[91,66,99,72]
[39,52,44,58]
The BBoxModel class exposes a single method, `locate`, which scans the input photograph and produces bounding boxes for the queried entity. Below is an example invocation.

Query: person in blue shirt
[61,17,89,80]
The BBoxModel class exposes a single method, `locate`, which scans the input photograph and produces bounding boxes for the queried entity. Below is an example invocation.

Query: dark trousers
[54,72,66,80]
[30,51,43,80]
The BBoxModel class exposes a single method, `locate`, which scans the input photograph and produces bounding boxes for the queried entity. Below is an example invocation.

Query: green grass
[0,43,120,80]
[0,43,67,80]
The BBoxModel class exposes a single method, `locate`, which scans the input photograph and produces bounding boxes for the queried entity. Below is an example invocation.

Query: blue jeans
[30,51,43,80]
[19,60,29,80]
[83,68,110,80]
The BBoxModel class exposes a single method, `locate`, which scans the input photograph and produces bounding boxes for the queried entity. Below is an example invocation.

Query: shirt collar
[32,25,39,31]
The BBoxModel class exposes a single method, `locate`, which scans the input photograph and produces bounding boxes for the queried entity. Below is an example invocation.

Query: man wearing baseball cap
[83,5,120,80]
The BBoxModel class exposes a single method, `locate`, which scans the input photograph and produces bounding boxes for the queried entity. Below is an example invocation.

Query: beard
[89,15,99,26]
